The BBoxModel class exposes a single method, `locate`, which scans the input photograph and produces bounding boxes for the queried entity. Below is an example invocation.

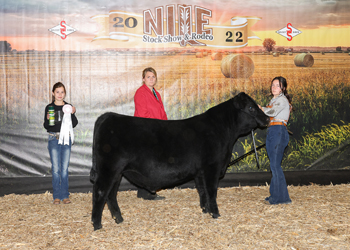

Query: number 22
[226,31,243,43]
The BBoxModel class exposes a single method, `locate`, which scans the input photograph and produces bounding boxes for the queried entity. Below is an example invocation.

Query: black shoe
[152,194,165,200]
[137,188,165,200]
[143,194,165,200]
[138,194,165,200]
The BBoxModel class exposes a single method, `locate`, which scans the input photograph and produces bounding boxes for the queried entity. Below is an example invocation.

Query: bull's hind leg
[91,171,119,230]
[106,175,123,224]
[91,181,107,230]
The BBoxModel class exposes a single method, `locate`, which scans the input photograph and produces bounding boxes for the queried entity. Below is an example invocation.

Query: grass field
[0,51,349,175]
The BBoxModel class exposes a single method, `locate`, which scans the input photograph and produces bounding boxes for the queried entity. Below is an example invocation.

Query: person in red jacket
[134,68,167,120]
[134,67,167,200]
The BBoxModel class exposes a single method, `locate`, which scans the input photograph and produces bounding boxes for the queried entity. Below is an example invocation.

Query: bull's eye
[249,106,254,112]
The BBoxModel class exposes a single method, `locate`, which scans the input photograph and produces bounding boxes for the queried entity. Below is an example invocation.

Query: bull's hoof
[211,213,220,219]
[202,207,209,214]
[93,224,102,231]
[114,216,124,224]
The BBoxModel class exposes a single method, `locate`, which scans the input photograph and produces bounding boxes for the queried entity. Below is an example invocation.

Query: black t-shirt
[43,101,78,132]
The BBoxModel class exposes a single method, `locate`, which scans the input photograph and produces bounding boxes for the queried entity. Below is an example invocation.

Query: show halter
[230,107,266,169]
[227,130,264,169]
[251,130,260,169]
[58,104,74,145]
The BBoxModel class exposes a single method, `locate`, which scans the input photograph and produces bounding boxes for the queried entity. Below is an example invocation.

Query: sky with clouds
[0,0,349,50]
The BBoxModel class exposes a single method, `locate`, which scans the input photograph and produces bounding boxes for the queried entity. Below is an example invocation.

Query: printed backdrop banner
[0,0,349,177]
[91,9,261,48]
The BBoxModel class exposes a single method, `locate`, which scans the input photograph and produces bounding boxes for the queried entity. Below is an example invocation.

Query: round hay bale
[294,53,314,67]
[203,51,208,56]
[273,52,280,57]
[196,52,203,58]
[321,52,325,55]
[220,54,255,78]
[210,52,223,60]
[288,52,293,56]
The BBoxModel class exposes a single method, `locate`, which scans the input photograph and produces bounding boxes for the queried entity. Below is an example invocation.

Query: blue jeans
[266,125,291,204]
[48,134,71,200]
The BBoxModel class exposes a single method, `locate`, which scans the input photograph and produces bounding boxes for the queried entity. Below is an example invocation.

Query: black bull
[90,92,270,230]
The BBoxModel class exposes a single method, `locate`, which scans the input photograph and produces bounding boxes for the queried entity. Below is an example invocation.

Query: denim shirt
[262,93,290,123]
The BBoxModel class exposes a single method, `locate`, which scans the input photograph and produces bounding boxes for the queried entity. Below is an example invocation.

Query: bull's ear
[233,92,245,109]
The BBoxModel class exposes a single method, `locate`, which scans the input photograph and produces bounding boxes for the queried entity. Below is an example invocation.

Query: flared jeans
[48,134,71,200]
[266,125,291,204]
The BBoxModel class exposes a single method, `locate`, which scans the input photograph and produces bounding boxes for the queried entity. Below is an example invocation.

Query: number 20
[113,17,138,28]
[226,31,243,43]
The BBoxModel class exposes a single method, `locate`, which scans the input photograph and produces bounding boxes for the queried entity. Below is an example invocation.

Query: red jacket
[134,84,168,120]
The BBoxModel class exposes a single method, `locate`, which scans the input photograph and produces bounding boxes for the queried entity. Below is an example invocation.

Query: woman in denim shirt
[259,76,292,205]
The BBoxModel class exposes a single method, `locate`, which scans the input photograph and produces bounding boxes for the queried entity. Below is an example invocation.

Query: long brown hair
[52,82,66,102]
[270,76,292,104]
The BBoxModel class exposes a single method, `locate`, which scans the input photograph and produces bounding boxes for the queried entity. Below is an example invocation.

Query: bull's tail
[90,114,104,184]
[90,168,97,184]
[90,132,98,184]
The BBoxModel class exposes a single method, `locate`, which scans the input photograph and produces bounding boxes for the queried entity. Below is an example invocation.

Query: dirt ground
[1,184,350,249]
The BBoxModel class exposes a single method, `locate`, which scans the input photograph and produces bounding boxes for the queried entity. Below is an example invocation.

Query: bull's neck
[206,100,236,138]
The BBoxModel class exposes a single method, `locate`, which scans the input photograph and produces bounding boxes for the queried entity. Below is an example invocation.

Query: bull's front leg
[202,168,221,218]
[194,172,209,213]
[206,186,220,218]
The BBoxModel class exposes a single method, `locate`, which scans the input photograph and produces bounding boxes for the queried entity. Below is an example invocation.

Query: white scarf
[58,104,74,145]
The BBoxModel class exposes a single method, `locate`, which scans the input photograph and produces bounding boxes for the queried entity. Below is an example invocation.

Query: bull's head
[233,92,270,128]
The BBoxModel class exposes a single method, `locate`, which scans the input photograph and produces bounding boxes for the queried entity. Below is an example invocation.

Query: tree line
[0,41,12,52]
[263,38,349,52]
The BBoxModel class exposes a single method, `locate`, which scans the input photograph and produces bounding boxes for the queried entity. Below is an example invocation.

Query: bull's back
[93,111,232,169]
[95,112,203,148]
